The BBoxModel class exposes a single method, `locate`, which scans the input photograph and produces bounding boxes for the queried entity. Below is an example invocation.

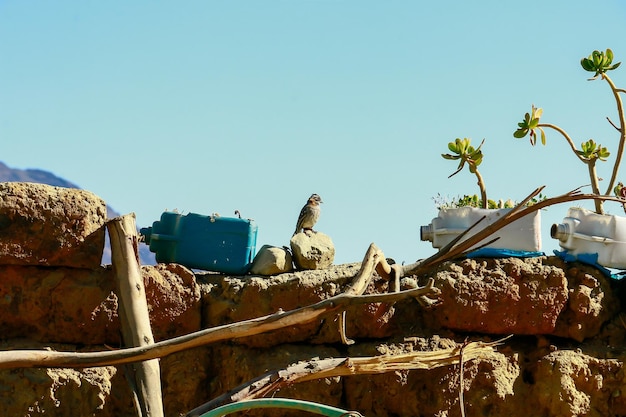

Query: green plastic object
[190,398,362,417]
[140,211,257,274]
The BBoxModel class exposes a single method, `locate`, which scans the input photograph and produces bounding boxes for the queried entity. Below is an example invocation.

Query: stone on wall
[343,337,520,417]
[290,232,335,270]
[532,350,626,416]
[0,263,201,345]
[206,343,344,413]
[198,263,400,348]
[423,257,620,340]
[249,245,294,275]
[0,182,106,269]
[159,347,213,416]
[426,257,570,335]
[551,262,621,342]
[0,265,120,344]
[0,341,211,417]
[142,263,202,341]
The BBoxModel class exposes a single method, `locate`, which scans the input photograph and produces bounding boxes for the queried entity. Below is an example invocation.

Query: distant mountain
[0,161,155,265]
[0,162,77,187]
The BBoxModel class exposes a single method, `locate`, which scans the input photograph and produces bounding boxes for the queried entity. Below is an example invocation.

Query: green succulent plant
[581,48,621,78]
[441,138,488,209]
[436,138,548,210]
[514,48,626,215]
[514,105,545,145]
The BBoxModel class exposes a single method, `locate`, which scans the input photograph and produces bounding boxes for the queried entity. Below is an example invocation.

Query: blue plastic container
[140,212,258,274]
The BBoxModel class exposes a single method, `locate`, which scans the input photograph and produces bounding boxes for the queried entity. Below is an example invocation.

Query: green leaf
[598,146,610,160]
[581,57,594,72]
[458,138,470,153]
[513,128,528,138]
[593,50,602,67]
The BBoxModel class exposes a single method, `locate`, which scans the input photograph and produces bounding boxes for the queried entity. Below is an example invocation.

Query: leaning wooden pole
[108,214,164,417]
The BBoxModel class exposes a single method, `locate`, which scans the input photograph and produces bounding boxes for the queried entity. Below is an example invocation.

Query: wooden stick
[345,243,389,295]
[108,214,164,417]
[0,278,439,370]
[186,338,505,417]
[339,243,394,344]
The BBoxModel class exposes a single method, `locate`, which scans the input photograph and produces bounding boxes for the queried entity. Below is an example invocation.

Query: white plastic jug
[420,207,542,251]
[551,207,626,269]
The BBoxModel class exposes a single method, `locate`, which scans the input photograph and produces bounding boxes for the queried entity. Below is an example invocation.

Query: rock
[0,265,120,344]
[142,263,202,341]
[159,347,212,415]
[0,263,201,345]
[425,257,620,341]
[249,245,294,275]
[207,343,343,408]
[0,362,121,417]
[0,341,212,417]
[551,262,621,341]
[290,231,335,270]
[0,182,106,269]
[532,350,626,416]
[198,263,400,347]
[343,338,519,417]
[427,257,570,335]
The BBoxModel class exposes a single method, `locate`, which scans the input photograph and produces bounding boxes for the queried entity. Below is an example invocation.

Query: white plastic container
[420,207,542,251]
[551,206,626,269]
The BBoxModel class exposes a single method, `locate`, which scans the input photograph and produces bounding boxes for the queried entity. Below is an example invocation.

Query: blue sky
[2,1,626,265]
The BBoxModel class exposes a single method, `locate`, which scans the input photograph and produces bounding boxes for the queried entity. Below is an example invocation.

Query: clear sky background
[2,1,626,266]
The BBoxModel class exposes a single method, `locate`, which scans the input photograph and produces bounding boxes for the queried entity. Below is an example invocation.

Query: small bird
[293,193,323,236]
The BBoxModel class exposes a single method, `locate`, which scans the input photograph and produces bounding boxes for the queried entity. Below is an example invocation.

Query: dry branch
[346,243,392,295]
[186,339,505,417]
[339,243,394,344]
[0,262,438,370]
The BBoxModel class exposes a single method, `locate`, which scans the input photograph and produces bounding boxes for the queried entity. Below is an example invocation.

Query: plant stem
[587,160,603,214]
[602,74,626,196]
[538,123,586,163]
[474,169,487,209]
[539,122,608,213]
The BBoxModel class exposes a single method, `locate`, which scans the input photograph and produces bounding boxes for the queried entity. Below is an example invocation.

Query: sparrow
[293,193,322,236]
